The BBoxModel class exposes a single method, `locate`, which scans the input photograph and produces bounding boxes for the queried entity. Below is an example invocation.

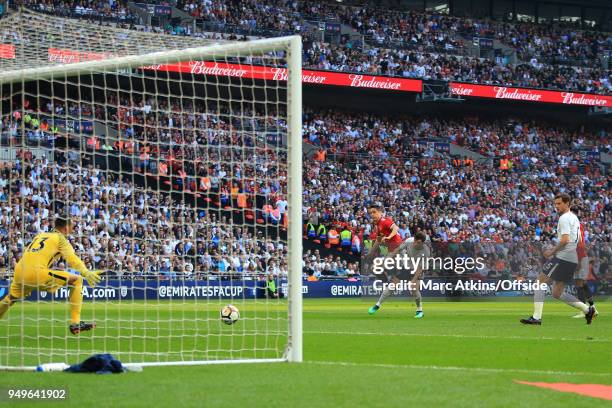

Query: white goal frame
[0,35,303,369]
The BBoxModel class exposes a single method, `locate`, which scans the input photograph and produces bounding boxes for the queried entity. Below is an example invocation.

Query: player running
[367,205,403,253]
[368,232,430,318]
[520,193,596,325]
[571,217,598,318]
[0,217,103,334]
[365,205,428,318]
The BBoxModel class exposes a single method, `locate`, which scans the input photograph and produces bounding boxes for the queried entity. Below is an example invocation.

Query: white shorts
[575,257,589,280]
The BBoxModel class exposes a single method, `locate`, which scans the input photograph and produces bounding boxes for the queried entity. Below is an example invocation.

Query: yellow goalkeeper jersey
[17,230,87,274]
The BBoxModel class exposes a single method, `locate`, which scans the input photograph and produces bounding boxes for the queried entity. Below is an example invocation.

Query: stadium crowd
[14,0,612,94]
[301,109,610,279]
[1,83,610,280]
[304,41,610,93]
[20,0,137,21]
[1,0,611,280]
[330,5,609,69]
[1,91,610,280]
[302,110,608,221]
[0,89,296,280]
[459,17,609,67]
[0,158,291,280]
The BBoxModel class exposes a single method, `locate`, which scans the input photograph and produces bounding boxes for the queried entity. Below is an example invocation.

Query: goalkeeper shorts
[10,264,75,300]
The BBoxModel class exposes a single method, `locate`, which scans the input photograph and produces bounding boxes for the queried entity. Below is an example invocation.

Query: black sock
[576,285,587,303]
[582,284,594,306]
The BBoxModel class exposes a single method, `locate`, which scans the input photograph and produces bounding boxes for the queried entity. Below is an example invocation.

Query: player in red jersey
[368,205,402,252]
[571,220,598,318]
[366,205,423,316]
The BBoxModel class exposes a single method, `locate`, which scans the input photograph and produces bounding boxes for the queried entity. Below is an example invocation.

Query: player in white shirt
[521,193,596,325]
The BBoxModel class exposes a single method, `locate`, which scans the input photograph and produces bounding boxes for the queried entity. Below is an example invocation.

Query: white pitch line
[302,310,600,316]
[307,360,612,377]
[304,330,611,343]
[2,346,609,376]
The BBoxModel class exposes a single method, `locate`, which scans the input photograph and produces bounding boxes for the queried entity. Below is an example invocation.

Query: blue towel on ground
[64,353,125,374]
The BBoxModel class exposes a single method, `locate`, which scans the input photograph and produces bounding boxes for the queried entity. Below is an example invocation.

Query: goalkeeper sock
[69,277,83,324]
[0,297,12,319]
[533,288,545,320]
[559,292,589,313]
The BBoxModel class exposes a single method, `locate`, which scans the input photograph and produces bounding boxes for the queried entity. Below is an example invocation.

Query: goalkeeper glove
[82,270,103,287]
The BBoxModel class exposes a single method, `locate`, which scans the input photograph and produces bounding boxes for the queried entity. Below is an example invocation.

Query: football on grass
[221,305,240,325]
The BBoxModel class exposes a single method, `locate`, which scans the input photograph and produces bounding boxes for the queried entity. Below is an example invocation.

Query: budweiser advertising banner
[42,47,421,91]
[47,47,114,63]
[4,46,612,107]
[450,82,611,107]
[140,60,423,92]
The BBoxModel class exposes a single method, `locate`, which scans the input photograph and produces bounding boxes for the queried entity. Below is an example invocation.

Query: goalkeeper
[0,217,102,335]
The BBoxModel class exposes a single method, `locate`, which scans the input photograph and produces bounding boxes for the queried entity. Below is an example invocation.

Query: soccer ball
[220,305,240,325]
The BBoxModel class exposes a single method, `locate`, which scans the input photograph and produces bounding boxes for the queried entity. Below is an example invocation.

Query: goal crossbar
[0,36,301,84]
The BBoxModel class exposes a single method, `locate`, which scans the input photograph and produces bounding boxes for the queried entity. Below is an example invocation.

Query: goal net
[0,10,302,369]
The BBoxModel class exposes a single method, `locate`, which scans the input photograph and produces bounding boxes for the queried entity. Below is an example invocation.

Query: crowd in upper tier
[13,0,612,94]
[0,0,610,279]
[1,97,608,279]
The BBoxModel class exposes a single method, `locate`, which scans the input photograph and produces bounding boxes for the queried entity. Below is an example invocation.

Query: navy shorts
[544,257,577,284]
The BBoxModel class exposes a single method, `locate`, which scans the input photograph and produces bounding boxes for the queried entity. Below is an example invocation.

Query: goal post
[286,35,303,364]
[0,11,302,369]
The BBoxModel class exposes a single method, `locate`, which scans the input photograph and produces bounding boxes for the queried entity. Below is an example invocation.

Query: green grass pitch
[1,299,610,407]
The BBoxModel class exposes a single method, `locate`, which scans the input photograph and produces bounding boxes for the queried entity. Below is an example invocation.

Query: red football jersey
[377,216,403,249]
[576,223,587,260]
[369,225,378,240]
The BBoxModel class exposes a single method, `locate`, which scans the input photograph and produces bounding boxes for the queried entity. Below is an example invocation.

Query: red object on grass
[515,380,612,400]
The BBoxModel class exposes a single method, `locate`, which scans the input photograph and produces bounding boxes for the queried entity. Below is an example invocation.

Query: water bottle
[36,363,70,372]
[123,364,143,372]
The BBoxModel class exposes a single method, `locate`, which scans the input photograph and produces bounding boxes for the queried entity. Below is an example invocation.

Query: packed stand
[421,116,610,160]
[20,0,137,23]
[303,41,610,93]
[1,97,610,280]
[0,94,290,225]
[335,7,465,53]
[0,93,294,280]
[9,0,610,94]
[183,0,303,36]
[302,249,360,280]
[322,3,609,68]
[459,18,610,67]
[0,158,289,280]
[301,110,610,279]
